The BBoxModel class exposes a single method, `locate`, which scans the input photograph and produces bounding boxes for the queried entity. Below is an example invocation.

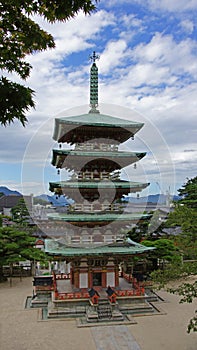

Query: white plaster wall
[65,262,71,274]
[107,272,115,287]
[79,273,88,288]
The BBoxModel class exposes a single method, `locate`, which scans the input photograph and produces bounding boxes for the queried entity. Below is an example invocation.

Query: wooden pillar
[114,267,119,287]
[70,267,74,284]
[88,268,93,288]
[74,269,79,289]
[102,269,107,288]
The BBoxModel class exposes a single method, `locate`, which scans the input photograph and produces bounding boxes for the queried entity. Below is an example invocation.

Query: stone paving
[91,325,141,350]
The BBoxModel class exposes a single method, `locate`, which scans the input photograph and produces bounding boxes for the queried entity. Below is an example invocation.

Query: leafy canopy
[178,176,197,208]
[166,176,197,258]
[149,177,197,333]
[0,0,99,126]
[142,238,180,263]
[11,198,29,224]
[169,281,197,333]
[0,226,46,268]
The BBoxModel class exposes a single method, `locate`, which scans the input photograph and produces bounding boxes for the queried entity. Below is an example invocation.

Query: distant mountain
[123,193,180,204]
[37,193,180,206]
[0,186,180,206]
[35,194,72,207]
[0,186,22,196]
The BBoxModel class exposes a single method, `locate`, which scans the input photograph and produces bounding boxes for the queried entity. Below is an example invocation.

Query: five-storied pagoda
[45,52,153,296]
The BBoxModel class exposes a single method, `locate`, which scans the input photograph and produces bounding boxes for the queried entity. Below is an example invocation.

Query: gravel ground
[0,276,196,350]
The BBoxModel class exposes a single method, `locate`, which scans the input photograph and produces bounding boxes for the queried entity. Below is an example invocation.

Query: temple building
[44,52,154,300]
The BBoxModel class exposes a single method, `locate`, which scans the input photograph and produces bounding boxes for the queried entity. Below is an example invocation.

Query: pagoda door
[93,272,102,286]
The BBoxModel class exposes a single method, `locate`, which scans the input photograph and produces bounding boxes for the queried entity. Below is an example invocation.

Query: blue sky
[0,0,197,197]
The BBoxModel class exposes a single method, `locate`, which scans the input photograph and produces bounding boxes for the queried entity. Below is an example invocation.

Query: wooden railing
[54,287,145,300]
[68,203,124,212]
[55,273,71,280]
[116,288,145,297]
[54,291,90,300]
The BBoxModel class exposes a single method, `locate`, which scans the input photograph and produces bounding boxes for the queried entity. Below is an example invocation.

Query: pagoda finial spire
[89,51,100,114]
[90,51,100,63]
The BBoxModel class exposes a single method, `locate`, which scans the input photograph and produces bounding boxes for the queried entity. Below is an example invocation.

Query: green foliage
[150,262,197,288]
[167,204,197,242]
[178,176,197,208]
[147,209,165,236]
[166,176,197,258]
[11,198,30,224]
[0,77,35,126]
[187,314,197,333]
[149,261,197,333]
[169,281,197,303]
[0,0,99,126]
[148,178,197,333]
[169,281,197,333]
[0,227,47,269]
[142,238,180,263]
[125,220,149,242]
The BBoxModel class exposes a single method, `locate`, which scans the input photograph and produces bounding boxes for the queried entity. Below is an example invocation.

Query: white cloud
[1,4,197,196]
[99,40,128,74]
[179,19,195,34]
[29,10,115,64]
[105,0,197,12]
[121,14,144,29]
[132,33,197,77]
[146,0,197,12]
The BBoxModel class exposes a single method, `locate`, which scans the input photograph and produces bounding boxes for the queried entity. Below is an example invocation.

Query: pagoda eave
[47,213,151,227]
[52,150,146,170]
[53,115,144,144]
[49,181,150,200]
[45,238,154,257]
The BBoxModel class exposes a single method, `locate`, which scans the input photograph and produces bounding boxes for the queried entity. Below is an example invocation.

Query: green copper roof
[44,238,154,257]
[53,51,144,143]
[51,149,146,169]
[52,149,145,158]
[47,212,151,222]
[55,113,143,128]
[49,180,149,190]
[54,117,144,145]
[53,114,144,143]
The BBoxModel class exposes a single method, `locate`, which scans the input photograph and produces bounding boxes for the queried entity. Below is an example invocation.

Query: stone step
[47,305,86,318]
[119,302,154,315]
[98,299,110,305]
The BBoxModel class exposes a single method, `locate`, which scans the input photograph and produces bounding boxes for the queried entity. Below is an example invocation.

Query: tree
[178,176,197,208]
[0,0,99,126]
[11,198,30,224]
[124,219,149,243]
[149,261,197,287]
[148,177,197,332]
[169,281,197,333]
[0,226,47,282]
[166,176,197,258]
[142,238,181,268]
